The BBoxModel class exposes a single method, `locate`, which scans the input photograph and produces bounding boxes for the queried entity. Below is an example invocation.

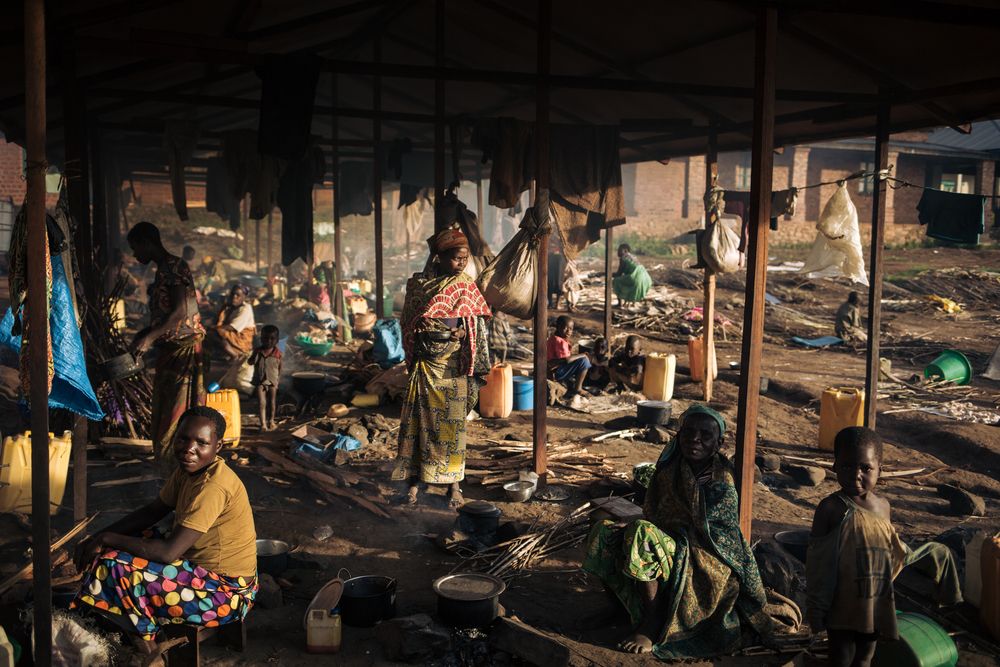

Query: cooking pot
[424,330,453,341]
[256,539,289,577]
[353,312,377,333]
[433,573,506,629]
[339,570,397,628]
[457,501,503,537]
[98,352,145,381]
[636,400,673,425]
[292,372,327,396]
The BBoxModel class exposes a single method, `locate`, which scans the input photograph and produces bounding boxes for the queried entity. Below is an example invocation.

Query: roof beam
[245,0,398,41]
[730,0,1000,28]
[227,0,262,37]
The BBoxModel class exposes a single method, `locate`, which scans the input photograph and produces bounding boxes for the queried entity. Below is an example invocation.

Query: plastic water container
[966,531,986,607]
[480,364,513,419]
[643,353,676,401]
[818,387,865,451]
[0,431,73,515]
[981,534,1000,642]
[204,389,242,446]
[306,609,341,654]
[0,625,15,667]
[512,377,533,411]
[688,337,718,382]
[872,612,957,667]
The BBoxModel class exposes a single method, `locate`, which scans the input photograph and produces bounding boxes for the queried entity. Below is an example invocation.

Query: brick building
[623,122,1000,247]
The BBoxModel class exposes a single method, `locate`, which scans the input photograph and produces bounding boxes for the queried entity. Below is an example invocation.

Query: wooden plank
[533,0,552,482]
[604,225,613,341]
[703,129,718,402]
[734,7,777,540]
[373,34,384,320]
[864,101,891,428]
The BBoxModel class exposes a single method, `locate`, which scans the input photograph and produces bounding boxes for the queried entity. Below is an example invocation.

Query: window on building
[735,153,752,190]
[940,173,975,193]
[859,161,875,195]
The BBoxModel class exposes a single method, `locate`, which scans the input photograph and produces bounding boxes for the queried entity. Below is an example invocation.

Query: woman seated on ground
[72,406,258,667]
[579,404,773,658]
[612,243,652,308]
[207,284,256,360]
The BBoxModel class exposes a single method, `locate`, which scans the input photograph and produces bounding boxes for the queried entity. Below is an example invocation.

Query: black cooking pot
[256,539,289,577]
[292,372,327,396]
[98,352,145,381]
[457,501,503,538]
[339,572,397,628]
[433,573,506,629]
[636,400,672,425]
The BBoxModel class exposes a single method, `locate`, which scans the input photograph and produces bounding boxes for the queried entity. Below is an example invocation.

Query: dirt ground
[2,245,1000,666]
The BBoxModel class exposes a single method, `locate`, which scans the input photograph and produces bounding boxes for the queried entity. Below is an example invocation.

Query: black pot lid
[459,500,501,517]
[433,573,506,600]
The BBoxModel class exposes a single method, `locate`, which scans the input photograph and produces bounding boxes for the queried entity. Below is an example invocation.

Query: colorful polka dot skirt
[72,532,257,640]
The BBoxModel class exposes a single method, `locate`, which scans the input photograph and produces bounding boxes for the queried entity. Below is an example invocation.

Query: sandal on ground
[403,486,419,505]
[448,491,464,508]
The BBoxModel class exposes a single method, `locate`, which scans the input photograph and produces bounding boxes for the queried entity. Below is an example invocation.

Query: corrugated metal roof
[926,120,1000,153]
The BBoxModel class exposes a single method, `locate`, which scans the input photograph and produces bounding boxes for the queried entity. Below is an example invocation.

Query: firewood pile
[85,274,153,439]
[256,446,392,518]
[891,268,1000,310]
[464,440,618,488]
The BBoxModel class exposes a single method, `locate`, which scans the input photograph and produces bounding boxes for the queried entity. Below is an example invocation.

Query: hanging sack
[477,190,552,319]
[372,318,405,369]
[701,220,742,273]
[798,183,869,286]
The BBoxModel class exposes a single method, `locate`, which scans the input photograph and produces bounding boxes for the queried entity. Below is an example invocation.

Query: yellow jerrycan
[643,354,676,401]
[479,363,513,419]
[0,431,73,515]
[818,387,865,451]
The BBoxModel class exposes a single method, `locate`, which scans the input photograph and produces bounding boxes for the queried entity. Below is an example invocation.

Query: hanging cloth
[257,53,323,161]
[205,157,242,230]
[340,161,374,216]
[473,117,534,209]
[277,141,328,266]
[219,129,288,221]
[916,189,986,244]
[162,120,201,221]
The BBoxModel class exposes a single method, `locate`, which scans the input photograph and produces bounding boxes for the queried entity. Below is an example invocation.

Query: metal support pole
[734,6,777,540]
[267,210,273,280]
[26,0,52,663]
[374,35,384,319]
[331,75,344,330]
[255,217,260,274]
[532,0,551,481]
[864,100,891,428]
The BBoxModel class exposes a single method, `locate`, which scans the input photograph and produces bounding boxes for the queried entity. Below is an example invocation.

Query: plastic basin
[924,349,972,386]
[872,612,957,667]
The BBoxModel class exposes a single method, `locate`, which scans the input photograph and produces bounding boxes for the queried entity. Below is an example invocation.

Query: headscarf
[232,284,251,297]
[656,404,726,468]
[430,229,469,254]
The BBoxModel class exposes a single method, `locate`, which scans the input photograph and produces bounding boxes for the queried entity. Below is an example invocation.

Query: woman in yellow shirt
[73,406,257,665]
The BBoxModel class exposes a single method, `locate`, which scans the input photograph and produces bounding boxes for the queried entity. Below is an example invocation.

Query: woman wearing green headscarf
[580,404,773,658]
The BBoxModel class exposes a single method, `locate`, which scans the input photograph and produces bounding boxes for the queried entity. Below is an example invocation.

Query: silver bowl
[503,481,535,503]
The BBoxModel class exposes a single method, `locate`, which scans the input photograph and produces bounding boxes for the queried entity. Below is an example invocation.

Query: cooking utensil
[457,501,502,537]
[339,569,397,628]
[433,573,506,629]
[256,539,289,577]
[774,530,810,563]
[503,481,534,503]
[636,400,673,425]
[425,330,453,341]
[292,372,327,396]
[98,352,144,381]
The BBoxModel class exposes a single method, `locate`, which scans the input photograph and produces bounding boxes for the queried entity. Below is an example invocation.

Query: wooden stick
[0,513,97,595]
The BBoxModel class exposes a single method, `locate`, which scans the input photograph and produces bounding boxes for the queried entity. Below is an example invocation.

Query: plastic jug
[688,337,717,382]
[204,389,242,446]
[479,364,513,419]
[0,625,14,667]
[981,534,1000,641]
[643,353,676,401]
[818,387,865,451]
[966,531,986,607]
[306,609,342,654]
[0,431,73,515]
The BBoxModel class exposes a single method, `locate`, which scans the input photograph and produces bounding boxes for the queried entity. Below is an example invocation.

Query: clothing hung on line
[163,120,201,221]
[277,141,327,266]
[549,124,627,261]
[340,160,375,217]
[473,117,534,209]
[205,157,243,230]
[257,53,322,161]
[220,129,288,221]
[916,189,986,244]
[381,149,455,189]
[723,188,799,250]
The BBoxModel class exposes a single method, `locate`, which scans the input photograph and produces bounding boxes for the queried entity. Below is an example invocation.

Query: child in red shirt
[547,315,591,403]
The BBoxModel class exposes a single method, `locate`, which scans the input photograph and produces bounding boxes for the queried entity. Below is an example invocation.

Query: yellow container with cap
[818,387,865,451]
[205,389,242,446]
[643,353,676,401]
[0,430,73,515]
[306,609,341,654]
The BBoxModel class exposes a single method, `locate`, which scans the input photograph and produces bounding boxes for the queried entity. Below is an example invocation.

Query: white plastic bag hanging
[701,220,743,273]
[798,183,869,286]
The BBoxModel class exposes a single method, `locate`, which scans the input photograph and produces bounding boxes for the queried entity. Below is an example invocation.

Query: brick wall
[0,139,59,207]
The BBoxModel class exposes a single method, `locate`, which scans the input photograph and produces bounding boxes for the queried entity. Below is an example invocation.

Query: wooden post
[255,217,260,274]
[864,100,891,428]
[604,226,613,341]
[703,130,719,402]
[25,0,53,663]
[266,210,273,280]
[374,35,384,319]
[734,6,777,540]
[90,125,107,269]
[533,0,551,481]
[331,75,344,332]
[433,0,446,237]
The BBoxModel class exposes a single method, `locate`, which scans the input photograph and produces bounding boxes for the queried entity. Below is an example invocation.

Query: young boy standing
[547,315,591,405]
[249,325,283,432]
[807,427,906,667]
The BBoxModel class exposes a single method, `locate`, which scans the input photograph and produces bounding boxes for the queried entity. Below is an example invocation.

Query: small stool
[162,619,246,665]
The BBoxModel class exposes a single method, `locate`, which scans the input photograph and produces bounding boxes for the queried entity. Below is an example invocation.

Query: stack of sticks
[452,502,593,581]
[464,441,617,488]
[256,446,392,518]
[85,273,153,439]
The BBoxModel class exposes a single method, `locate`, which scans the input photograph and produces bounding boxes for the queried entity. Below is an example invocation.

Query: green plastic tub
[871,612,957,667]
[924,349,972,386]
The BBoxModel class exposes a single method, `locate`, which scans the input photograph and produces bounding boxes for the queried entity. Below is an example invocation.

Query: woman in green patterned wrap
[579,404,773,658]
